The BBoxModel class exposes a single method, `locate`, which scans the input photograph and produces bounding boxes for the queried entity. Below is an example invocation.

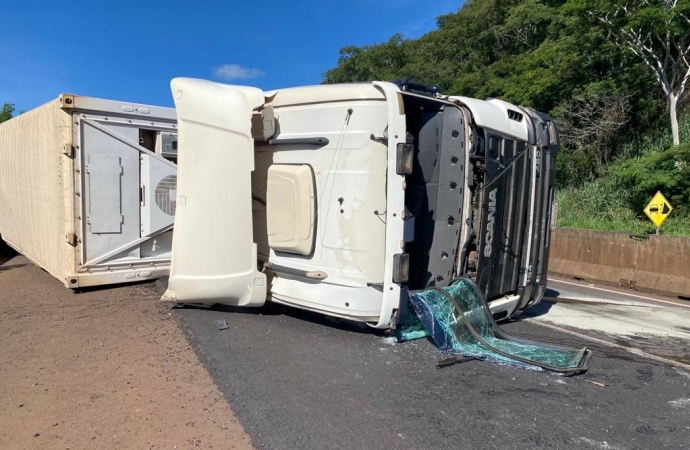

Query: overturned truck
[163,78,559,328]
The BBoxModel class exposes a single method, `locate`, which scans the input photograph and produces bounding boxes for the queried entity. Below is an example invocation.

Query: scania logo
[484,188,497,257]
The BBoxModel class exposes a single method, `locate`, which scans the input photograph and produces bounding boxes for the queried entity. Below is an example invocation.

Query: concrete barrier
[549,228,690,299]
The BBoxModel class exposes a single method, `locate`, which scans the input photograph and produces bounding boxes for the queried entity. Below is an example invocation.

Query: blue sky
[1,0,461,113]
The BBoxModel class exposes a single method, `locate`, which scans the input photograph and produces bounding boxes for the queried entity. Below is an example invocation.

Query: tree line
[323,0,689,188]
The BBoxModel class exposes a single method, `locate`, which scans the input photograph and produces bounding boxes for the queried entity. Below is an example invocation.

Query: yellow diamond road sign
[643,191,673,228]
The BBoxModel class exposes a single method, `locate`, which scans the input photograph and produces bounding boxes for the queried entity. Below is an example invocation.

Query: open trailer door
[79,118,178,262]
[162,78,267,306]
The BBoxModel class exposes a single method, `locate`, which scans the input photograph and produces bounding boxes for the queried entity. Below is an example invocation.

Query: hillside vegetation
[324,0,690,235]
[0,103,13,123]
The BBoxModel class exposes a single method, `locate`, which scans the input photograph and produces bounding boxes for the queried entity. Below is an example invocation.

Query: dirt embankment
[0,251,254,450]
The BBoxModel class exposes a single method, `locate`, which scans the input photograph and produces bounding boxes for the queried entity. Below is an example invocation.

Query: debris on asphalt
[215,319,229,331]
[585,380,608,387]
[436,355,476,368]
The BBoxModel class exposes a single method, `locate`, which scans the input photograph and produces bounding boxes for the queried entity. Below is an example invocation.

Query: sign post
[643,191,673,234]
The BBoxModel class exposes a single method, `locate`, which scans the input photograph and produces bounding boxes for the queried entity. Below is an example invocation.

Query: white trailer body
[0,94,178,288]
[164,79,559,328]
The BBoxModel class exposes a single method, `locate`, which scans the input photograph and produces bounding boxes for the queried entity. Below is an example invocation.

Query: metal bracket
[59,94,76,110]
[63,143,74,158]
[370,134,388,144]
[263,262,328,280]
[66,233,78,247]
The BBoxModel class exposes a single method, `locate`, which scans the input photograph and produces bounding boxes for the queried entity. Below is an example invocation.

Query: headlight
[393,253,410,283]
[396,143,414,175]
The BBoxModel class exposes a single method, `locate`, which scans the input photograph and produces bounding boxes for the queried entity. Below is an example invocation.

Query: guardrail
[549,228,690,299]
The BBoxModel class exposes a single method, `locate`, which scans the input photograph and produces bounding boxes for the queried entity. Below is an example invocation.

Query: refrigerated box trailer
[0,94,178,288]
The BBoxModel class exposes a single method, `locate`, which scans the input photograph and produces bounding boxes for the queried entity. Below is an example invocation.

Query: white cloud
[213,64,265,80]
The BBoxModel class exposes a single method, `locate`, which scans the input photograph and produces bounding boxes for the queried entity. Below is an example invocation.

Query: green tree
[325,34,411,84]
[0,103,14,123]
[323,0,669,168]
[324,0,661,116]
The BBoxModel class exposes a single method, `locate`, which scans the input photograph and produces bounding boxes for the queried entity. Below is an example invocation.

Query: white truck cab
[163,78,559,329]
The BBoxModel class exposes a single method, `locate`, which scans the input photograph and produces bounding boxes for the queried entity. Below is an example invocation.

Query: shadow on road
[71,278,162,294]
[544,287,560,299]
[0,240,19,268]
[514,298,555,320]
[176,288,566,337]
[175,298,389,336]
[504,287,560,320]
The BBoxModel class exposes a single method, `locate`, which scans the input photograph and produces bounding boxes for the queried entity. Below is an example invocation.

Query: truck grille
[477,139,531,300]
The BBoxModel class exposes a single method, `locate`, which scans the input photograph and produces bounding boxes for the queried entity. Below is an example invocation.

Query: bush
[556,180,690,235]
[618,113,690,159]
[555,151,598,187]
[609,143,690,217]
[556,178,637,227]
[554,114,690,236]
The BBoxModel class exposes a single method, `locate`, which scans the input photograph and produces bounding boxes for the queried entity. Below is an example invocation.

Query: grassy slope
[556,114,690,237]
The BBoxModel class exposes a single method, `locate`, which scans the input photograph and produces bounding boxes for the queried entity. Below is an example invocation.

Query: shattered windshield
[399,278,591,374]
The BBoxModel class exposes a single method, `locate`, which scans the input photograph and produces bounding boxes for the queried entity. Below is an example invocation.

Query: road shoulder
[0,256,253,450]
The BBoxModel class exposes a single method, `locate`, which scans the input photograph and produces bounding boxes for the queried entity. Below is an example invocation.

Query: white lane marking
[673,367,690,381]
[527,319,690,371]
[549,279,690,309]
[578,437,626,450]
[668,398,690,408]
[543,295,656,308]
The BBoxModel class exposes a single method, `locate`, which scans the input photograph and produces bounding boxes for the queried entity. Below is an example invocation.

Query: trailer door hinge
[66,233,78,247]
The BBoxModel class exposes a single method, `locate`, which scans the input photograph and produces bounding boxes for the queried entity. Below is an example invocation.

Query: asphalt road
[546,277,690,309]
[173,281,690,450]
